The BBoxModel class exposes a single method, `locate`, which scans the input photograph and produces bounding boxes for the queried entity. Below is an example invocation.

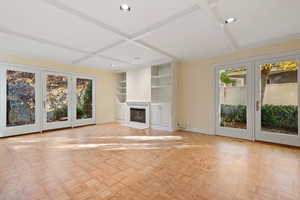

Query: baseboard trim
[185,128,214,135]
[151,125,174,132]
[96,121,118,125]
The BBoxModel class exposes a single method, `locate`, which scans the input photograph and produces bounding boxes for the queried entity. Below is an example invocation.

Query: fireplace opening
[130,108,146,123]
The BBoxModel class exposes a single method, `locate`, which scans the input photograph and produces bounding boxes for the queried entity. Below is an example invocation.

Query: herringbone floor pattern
[0,124,300,200]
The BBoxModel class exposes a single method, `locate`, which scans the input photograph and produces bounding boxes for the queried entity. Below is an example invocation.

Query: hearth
[130,108,146,123]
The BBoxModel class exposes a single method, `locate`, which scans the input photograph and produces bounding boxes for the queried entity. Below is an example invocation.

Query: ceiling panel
[0,32,84,64]
[54,0,196,35]
[101,42,169,65]
[216,0,300,47]
[141,9,232,60]
[0,0,122,52]
[78,56,128,71]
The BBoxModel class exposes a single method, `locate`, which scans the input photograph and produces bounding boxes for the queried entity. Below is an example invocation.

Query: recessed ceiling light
[224,17,237,24]
[120,4,131,12]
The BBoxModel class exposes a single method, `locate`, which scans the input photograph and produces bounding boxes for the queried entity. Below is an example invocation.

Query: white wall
[127,66,151,102]
[220,83,297,106]
[221,87,247,105]
[264,83,297,105]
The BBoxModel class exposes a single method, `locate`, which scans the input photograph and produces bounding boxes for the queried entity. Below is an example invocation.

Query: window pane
[7,70,35,127]
[76,79,93,119]
[219,67,247,129]
[260,61,298,135]
[46,75,68,122]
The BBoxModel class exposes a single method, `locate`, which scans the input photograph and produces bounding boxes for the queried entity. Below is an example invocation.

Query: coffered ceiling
[0,0,299,71]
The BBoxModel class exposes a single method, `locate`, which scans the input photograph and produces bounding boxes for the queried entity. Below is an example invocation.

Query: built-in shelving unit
[116,72,127,103]
[116,72,127,123]
[115,63,177,131]
[150,63,177,131]
[151,63,172,103]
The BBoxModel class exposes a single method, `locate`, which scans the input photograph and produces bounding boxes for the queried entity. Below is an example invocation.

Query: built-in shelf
[151,63,172,104]
[151,74,171,79]
[151,85,171,89]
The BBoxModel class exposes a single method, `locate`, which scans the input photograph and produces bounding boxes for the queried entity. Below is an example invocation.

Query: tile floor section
[0,124,300,200]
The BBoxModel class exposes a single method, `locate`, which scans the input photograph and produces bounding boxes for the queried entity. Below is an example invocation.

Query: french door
[215,63,254,140]
[0,66,42,137]
[73,76,96,127]
[255,56,300,146]
[216,55,300,147]
[42,72,72,130]
[0,64,96,137]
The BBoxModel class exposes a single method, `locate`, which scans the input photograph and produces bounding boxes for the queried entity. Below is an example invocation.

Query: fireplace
[126,102,150,129]
[130,108,146,123]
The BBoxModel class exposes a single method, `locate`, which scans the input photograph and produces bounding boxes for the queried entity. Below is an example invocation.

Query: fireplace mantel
[126,102,150,106]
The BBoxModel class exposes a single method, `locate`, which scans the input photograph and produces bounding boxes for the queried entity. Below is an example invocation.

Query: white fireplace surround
[126,102,150,129]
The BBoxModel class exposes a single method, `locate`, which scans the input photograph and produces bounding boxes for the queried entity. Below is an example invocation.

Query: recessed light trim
[120,4,131,12]
[224,17,237,24]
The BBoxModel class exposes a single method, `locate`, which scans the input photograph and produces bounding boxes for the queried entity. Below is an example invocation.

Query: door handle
[256,101,260,111]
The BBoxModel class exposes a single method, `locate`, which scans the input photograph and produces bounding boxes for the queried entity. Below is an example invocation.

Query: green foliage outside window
[77,80,93,119]
[221,104,298,133]
[220,71,236,85]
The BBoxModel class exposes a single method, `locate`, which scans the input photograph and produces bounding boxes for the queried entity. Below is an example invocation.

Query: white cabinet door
[160,103,171,127]
[116,104,122,120]
[150,104,160,125]
[117,103,126,121]
[151,103,171,128]
[121,104,127,121]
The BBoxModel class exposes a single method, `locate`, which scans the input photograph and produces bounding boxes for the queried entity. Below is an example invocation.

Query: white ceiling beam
[71,40,128,64]
[0,26,89,54]
[133,40,178,61]
[42,0,207,66]
[0,25,132,66]
[195,0,239,51]
[130,5,201,41]
[42,0,177,63]
[2,0,226,69]
[42,0,131,39]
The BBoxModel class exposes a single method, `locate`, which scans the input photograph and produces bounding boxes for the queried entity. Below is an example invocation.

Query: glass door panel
[43,73,72,130]
[46,75,68,122]
[76,78,93,120]
[255,58,300,146]
[2,67,41,137]
[7,70,36,127]
[216,64,253,140]
[73,77,96,126]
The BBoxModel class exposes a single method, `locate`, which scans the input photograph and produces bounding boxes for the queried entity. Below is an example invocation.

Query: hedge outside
[221,104,298,131]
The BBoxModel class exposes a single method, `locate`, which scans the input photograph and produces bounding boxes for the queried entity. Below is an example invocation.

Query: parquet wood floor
[0,123,299,200]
